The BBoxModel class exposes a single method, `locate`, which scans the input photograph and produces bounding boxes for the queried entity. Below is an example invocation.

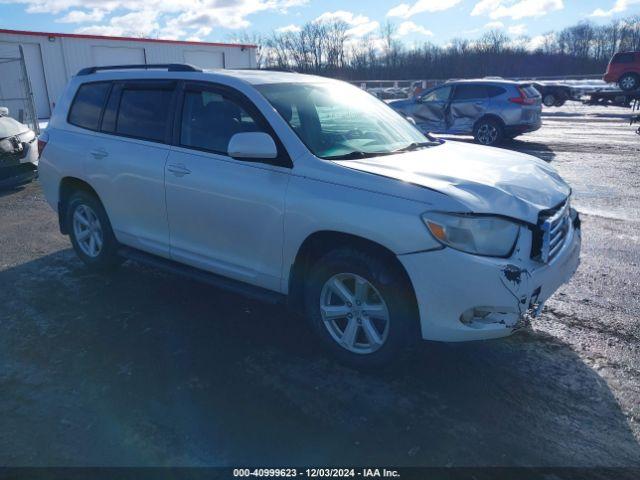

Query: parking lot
[0,103,639,468]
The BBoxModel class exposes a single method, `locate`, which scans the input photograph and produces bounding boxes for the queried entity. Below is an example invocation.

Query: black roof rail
[77,64,202,76]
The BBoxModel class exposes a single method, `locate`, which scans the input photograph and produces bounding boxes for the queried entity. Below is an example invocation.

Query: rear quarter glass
[613,53,635,64]
[67,82,111,131]
[486,86,506,98]
[521,85,541,98]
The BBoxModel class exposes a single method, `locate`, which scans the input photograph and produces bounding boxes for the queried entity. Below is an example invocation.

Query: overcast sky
[1,0,639,46]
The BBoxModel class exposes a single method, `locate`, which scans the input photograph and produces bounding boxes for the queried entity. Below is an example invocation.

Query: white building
[0,28,257,119]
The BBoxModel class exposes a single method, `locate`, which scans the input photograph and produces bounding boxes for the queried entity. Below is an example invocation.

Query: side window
[115,87,173,142]
[453,84,488,101]
[487,86,506,98]
[421,86,451,102]
[613,53,635,64]
[68,82,111,130]
[180,89,266,155]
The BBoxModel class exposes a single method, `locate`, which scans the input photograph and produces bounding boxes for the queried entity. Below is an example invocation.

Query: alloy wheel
[621,75,637,90]
[319,273,390,354]
[477,123,498,145]
[73,204,103,258]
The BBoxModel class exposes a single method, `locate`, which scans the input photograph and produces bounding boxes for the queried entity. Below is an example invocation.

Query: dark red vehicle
[604,51,640,91]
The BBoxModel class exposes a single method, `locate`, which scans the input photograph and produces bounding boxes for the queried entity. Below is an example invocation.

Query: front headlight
[422,212,520,257]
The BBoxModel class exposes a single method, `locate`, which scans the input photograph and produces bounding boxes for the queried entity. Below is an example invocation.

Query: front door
[164,82,291,291]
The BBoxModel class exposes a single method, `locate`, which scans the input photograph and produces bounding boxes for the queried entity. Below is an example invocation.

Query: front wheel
[67,191,122,270]
[619,73,639,92]
[304,248,418,368]
[474,118,504,146]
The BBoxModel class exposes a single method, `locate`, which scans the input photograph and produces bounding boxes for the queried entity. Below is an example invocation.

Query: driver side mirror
[228,132,278,160]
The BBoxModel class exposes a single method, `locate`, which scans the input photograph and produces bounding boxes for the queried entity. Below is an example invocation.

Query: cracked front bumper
[398,216,581,342]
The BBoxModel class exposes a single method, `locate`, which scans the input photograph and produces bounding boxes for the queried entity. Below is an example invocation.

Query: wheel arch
[620,71,640,79]
[473,113,505,132]
[58,177,101,234]
[287,230,418,317]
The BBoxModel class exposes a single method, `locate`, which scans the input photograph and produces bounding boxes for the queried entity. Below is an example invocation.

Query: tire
[66,190,122,271]
[542,93,556,107]
[473,118,504,146]
[304,248,418,369]
[618,73,639,92]
[554,98,566,107]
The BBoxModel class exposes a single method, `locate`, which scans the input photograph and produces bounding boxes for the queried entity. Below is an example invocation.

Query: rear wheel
[304,248,418,368]
[67,191,121,270]
[619,73,639,92]
[542,93,556,107]
[474,118,504,146]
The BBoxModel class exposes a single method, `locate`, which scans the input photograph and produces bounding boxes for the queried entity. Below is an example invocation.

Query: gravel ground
[0,103,639,468]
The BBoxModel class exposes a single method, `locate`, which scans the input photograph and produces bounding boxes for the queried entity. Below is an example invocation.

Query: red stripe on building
[0,28,257,49]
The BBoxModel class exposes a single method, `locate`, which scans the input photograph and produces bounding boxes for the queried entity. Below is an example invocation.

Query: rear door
[80,79,177,257]
[448,84,489,134]
[412,85,452,133]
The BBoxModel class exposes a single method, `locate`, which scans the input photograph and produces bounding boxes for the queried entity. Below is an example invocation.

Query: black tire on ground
[66,190,122,271]
[473,118,504,146]
[304,247,419,369]
[618,73,639,92]
[554,98,566,107]
[543,93,556,107]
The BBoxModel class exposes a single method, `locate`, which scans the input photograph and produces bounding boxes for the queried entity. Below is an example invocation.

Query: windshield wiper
[393,141,441,153]
[323,150,394,160]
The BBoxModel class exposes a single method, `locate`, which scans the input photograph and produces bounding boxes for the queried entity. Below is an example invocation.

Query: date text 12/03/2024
[233,468,401,477]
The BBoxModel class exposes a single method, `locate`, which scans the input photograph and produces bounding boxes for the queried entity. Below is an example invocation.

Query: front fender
[280,175,443,293]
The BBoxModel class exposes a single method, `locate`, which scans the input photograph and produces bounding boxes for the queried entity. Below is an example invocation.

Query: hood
[334,141,570,224]
[0,116,29,140]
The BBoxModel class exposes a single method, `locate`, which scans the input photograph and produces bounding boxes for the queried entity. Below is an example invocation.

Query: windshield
[256,82,434,159]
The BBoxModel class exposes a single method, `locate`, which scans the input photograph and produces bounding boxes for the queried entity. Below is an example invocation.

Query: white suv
[39,64,581,367]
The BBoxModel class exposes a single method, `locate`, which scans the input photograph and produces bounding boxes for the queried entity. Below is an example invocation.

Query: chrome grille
[538,199,571,263]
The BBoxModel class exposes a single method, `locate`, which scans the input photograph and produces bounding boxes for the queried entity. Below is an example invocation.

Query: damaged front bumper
[398,212,581,342]
[0,133,38,189]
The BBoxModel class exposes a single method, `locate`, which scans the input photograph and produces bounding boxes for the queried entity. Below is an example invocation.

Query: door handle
[90,148,108,160]
[167,163,191,177]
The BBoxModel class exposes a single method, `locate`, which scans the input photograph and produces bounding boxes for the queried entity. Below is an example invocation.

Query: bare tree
[258,15,639,80]
[324,20,349,70]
